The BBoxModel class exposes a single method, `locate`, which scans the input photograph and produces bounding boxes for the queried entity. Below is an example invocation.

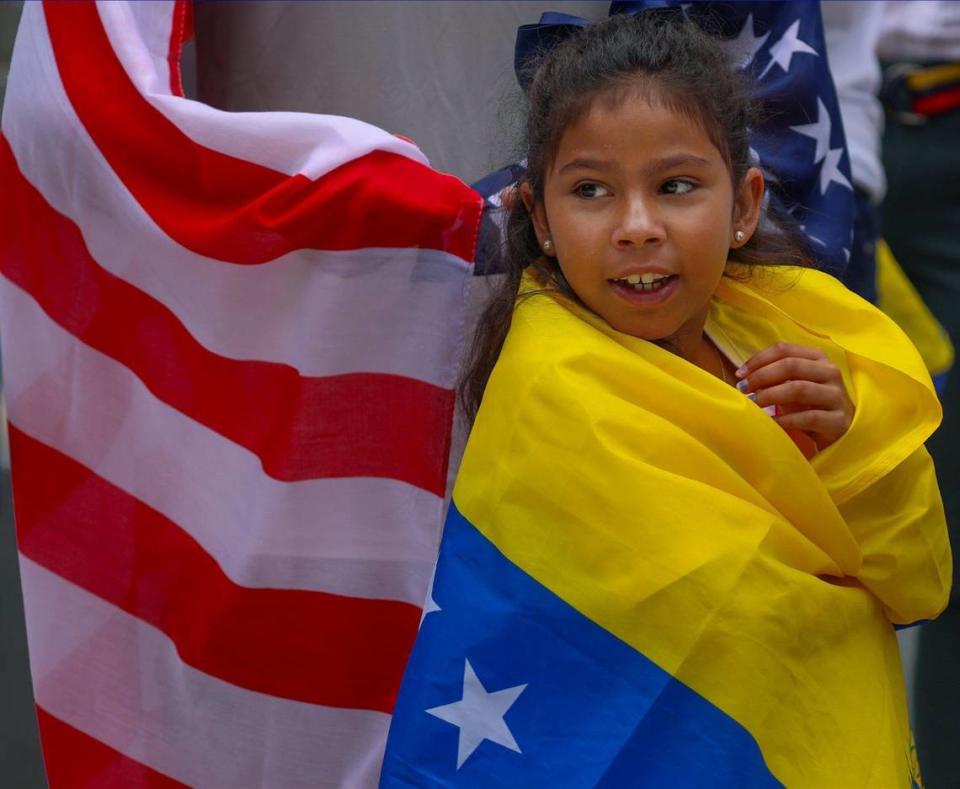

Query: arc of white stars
[759,19,817,80]
[720,14,770,70]
[426,659,527,769]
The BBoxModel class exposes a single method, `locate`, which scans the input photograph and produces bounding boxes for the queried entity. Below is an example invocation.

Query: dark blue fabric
[380,502,780,788]
[844,187,879,303]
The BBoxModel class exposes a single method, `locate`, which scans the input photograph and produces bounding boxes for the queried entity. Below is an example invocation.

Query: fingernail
[735,365,748,378]
[736,379,749,392]
[746,392,757,402]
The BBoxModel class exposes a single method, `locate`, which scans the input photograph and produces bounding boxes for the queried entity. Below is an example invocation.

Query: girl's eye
[661,179,695,195]
[575,182,610,199]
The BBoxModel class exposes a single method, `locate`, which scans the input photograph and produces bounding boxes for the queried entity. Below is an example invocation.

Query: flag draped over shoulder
[381,269,951,787]
[0,1,481,786]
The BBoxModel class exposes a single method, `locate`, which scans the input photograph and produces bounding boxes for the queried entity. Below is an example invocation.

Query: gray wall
[195,1,610,182]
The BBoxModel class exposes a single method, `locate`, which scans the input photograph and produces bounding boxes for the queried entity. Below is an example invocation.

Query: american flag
[476,2,856,280]
[0,1,480,786]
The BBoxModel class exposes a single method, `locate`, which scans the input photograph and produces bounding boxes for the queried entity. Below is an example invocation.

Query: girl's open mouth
[609,274,678,305]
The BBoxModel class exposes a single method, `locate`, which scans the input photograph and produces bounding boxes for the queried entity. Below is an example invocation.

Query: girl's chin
[605,316,682,345]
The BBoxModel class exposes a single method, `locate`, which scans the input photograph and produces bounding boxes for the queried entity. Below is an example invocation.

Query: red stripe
[36,707,188,789]
[0,135,453,496]
[13,428,420,713]
[912,85,960,116]
[43,1,481,265]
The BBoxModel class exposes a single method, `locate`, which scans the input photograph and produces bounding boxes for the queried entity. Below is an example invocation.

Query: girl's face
[526,94,763,351]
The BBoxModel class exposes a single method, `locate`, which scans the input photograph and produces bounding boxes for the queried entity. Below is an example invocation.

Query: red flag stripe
[13,427,419,713]
[43,1,482,265]
[22,559,391,787]
[5,8,471,387]
[94,0,433,179]
[0,278,441,605]
[0,138,453,497]
[2,112,469,387]
[911,85,960,116]
[36,708,188,789]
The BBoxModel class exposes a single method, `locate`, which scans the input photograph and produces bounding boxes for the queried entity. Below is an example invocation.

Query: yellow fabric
[454,266,951,786]
[876,239,955,377]
[905,63,960,92]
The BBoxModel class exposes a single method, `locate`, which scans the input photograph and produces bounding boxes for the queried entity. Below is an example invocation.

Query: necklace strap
[712,342,731,386]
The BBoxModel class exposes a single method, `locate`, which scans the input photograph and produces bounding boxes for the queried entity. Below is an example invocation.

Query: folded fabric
[381,267,951,787]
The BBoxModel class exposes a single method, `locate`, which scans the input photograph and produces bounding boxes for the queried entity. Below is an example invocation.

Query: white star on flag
[818,147,852,195]
[759,19,817,79]
[426,659,527,769]
[800,224,827,247]
[790,97,832,163]
[419,589,441,627]
[721,14,770,69]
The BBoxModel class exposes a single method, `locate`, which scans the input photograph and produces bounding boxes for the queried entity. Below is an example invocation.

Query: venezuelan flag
[381,268,951,787]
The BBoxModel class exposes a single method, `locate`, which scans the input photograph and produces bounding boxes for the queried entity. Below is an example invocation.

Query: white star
[419,590,441,626]
[799,223,827,247]
[419,567,441,626]
[819,147,852,194]
[426,659,526,769]
[790,97,832,163]
[759,19,817,79]
[720,14,770,69]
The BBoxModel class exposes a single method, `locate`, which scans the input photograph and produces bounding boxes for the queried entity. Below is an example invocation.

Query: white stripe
[2,6,470,387]
[95,0,433,176]
[0,277,441,605]
[21,557,389,789]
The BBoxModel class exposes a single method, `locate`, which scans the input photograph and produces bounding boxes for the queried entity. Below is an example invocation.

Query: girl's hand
[736,343,854,453]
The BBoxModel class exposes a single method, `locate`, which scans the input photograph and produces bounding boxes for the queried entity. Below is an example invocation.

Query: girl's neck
[667,315,734,385]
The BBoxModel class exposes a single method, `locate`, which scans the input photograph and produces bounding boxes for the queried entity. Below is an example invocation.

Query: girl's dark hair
[461,10,813,421]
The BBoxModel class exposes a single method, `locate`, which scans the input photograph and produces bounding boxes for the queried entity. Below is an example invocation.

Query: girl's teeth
[618,276,671,291]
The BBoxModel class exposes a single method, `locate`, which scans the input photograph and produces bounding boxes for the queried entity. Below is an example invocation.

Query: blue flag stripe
[381,502,781,787]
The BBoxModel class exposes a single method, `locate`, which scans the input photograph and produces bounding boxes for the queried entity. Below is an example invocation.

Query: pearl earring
[543,239,553,253]
[734,230,745,243]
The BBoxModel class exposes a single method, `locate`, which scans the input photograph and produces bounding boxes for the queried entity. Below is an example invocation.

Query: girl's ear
[520,182,554,255]
[731,166,764,247]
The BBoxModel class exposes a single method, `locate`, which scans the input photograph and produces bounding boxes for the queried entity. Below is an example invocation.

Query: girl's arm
[836,445,952,626]
[739,343,950,624]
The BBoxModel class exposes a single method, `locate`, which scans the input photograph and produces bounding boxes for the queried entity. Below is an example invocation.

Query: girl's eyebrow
[557,153,712,176]
[556,157,611,175]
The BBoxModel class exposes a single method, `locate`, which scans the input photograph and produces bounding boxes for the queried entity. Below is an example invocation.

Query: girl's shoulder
[717,266,930,387]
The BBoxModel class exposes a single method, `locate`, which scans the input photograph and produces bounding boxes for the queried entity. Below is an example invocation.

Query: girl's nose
[611,197,666,248]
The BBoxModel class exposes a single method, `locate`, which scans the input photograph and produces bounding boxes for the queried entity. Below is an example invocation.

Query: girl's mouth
[609,274,678,305]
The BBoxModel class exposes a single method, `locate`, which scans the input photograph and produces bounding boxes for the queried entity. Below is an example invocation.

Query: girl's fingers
[752,380,840,410]
[736,343,825,379]
[774,409,851,444]
[738,357,839,393]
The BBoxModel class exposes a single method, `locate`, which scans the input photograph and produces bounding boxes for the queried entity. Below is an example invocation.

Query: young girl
[381,12,951,787]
